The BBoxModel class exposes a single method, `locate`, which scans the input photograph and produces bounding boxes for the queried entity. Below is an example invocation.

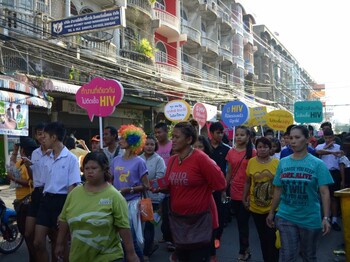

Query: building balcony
[245,62,254,75]
[155,62,182,84]
[233,56,245,69]
[63,35,118,62]
[119,49,154,65]
[0,7,52,39]
[127,0,153,19]
[181,24,201,46]
[201,36,219,56]
[217,6,232,31]
[199,0,218,21]
[153,8,180,39]
[243,29,254,45]
[218,46,233,63]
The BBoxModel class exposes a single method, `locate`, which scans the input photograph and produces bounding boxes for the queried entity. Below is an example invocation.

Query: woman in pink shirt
[226,126,256,261]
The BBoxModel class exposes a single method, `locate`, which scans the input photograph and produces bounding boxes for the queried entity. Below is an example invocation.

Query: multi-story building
[253,24,319,112]
[0,0,320,141]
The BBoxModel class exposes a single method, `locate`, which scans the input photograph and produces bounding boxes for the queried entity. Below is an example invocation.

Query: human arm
[319,185,331,236]
[266,186,282,228]
[55,221,69,259]
[242,176,251,210]
[118,228,139,262]
[120,173,150,196]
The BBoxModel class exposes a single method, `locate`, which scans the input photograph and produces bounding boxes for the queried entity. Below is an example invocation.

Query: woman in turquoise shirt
[266,125,333,261]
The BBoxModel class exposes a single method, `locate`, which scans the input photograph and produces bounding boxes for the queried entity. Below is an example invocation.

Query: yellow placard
[266,110,294,131]
[244,107,267,127]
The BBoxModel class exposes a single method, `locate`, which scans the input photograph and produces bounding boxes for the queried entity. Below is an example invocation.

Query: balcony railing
[218,46,233,62]
[155,62,181,81]
[154,9,179,32]
[199,0,218,16]
[181,24,201,44]
[217,6,231,27]
[36,1,50,14]
[0,8,51,38]
[201,36,219,54]
[67,35,118,61]
[243,29,254,45]
[119,49,153,65]
[128,0,152,17]
[233,56,245,69]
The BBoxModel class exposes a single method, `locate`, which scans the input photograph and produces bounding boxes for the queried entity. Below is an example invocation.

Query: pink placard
[193,102,207,127]
[76,77,124,121]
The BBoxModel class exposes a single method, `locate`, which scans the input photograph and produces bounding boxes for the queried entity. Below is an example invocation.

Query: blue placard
[294,101,323,123]
[51,9,123,37]
[221,101,249,127]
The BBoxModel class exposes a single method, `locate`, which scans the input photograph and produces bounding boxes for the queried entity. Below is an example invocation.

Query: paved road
[0,185,346,261]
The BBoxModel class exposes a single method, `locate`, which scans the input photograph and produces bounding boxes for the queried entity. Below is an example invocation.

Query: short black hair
[154,122,168,132]
[270,138,281,153]
[65,137,76,150]
[209,122,224,133]
[291,125,309,139]
[34,122,46,133]
[255,137,272,149]
[321,121,332,129]
[265,129,274,136]
[44,122,66,142]
[308,125,314,132]
[104,126,118,140]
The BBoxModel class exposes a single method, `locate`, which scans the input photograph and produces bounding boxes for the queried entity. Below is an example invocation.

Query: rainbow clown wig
[118,125,147,155]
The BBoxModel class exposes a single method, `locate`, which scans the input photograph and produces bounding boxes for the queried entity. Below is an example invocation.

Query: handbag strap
[230,153,246,182]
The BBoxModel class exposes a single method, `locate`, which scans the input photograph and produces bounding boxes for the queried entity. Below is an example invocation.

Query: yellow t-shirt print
[119,170,130,182]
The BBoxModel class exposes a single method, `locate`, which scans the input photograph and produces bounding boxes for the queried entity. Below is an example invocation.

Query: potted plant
[133,38,157,60]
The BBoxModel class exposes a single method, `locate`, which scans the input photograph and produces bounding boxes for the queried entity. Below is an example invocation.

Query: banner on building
[0,101,29,136]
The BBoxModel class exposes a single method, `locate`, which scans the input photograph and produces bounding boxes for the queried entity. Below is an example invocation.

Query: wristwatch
[130,187,134,194]
[323,216,331,223]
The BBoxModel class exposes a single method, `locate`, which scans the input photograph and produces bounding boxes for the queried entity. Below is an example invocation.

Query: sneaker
[332,222,341,231]
[167,242,176,252]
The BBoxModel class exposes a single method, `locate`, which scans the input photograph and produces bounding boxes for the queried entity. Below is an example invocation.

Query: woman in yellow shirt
[7,138,38,233]
[243,137,279,262]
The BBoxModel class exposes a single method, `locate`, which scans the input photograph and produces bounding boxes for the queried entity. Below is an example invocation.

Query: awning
[123,95,164,107]
[0,75,52,109]
[43,79,81,94]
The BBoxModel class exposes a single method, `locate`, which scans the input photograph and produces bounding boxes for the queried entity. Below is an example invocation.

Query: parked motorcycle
[0,196,23,254]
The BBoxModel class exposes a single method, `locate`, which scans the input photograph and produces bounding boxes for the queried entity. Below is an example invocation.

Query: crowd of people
[5,119,349,262]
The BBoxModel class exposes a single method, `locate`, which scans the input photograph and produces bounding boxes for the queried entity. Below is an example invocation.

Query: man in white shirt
[33,122,81,262]
[315,128,344,231]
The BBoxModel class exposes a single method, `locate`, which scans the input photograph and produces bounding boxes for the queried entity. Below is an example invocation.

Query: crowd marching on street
[3,119,349,262]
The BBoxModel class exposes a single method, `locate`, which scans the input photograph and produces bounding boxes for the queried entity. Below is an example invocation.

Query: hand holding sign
[76,77,124,121]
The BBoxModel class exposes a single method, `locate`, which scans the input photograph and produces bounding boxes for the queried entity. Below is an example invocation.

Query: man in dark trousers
[209,122,231,249]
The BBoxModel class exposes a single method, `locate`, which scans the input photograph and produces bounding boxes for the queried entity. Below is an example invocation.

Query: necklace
[178,147,194,165]
[257,156,271,164]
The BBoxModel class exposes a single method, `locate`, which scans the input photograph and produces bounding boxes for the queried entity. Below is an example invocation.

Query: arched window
[155,42,167,63]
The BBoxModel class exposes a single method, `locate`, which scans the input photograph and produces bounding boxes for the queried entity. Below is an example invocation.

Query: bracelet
[323,216,330,222]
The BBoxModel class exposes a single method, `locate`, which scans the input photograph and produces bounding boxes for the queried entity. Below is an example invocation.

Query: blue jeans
[276,216,321,262]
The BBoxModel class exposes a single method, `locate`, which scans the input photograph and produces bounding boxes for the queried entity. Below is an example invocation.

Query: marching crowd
[5,119,349,262]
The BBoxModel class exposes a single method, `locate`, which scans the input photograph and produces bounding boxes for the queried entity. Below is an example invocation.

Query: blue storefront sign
[51,8,125,37]
[221,100,249,127]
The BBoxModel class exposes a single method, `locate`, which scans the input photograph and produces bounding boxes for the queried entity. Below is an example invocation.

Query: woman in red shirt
[226,126,256,261]
[158,122,226,262]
